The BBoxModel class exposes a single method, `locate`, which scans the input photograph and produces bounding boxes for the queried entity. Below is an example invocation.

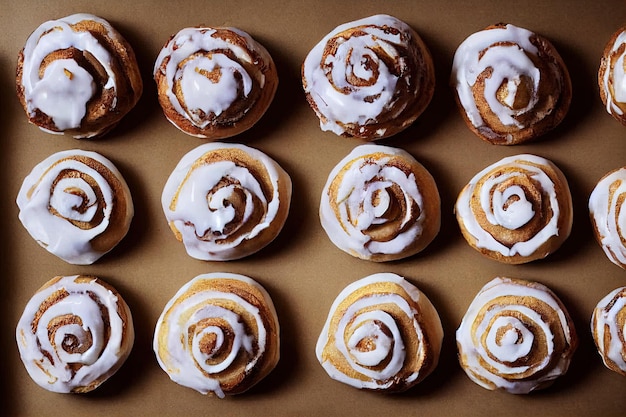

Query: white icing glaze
[320,144,436,260]
[455,154,569,258]
[161,143,291,261]
[302,14,414,136]
[16,149,134,265]
[20,14,119,136]
[153,273,279,398]
[589,167,626,268]
[456,277,575,394]
[451,24,543,143]
[15,275,134,393]
[316,272,443,390]
[602,29,626,116]
[592,287,626,374]
[154,27,268,135]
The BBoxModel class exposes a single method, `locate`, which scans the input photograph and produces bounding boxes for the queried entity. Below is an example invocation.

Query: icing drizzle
[16,149,134,265]
[15,275,133,393]
[592,287,626,375]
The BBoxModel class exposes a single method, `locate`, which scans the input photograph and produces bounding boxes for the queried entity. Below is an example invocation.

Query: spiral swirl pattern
[456,277,577,394]
[591,287,626,376]
[302,14,434,140]
[451,23,571,144]
[17,150,134,265]
[455,154,572,264]
[16,13,142,138]
[154,26,277,139]
[16,275,134,393]
[153,273,280,397]
[320,144,440,262]
[316,273,443,392]
[162,143,291,261]
[599,28,626,124]
[589,167,626,269]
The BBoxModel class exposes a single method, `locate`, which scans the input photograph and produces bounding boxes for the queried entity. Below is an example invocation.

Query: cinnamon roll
[589,167,626,269]
[591,287,626,376]
[154,26,278,139]
[599,27,626,125]
[456,277,578,394]
[302,14,435,140]
[16,13,143,139]
[16,275,134,393]
[161,143,291,261]
[320,144,440,262]
[16,149,134,265]
[153,273,280,397]
[451,23,571,145]
[455,154,573,264]
[316,273,443,392]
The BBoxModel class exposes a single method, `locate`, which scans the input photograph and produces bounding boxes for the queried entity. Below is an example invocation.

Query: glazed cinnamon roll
[302,14,435,140]
[154,26,278,139]
[320,144,440,262]
[591,287,626,376]
[153,273,280,397]
[456,277,578,394]
[455,154,573,264]
[161,143,291,261]
[16,13,143,139]
[16,149,134,265]
[589,167,626,269]
[599,27,626,125]
[16,275,134,393]
[451,23,571,145]
[316,273,443,392]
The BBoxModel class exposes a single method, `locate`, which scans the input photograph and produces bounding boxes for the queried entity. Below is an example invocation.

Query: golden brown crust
[16,15,143,138]
[451,23,571,145]
[153,27,278,139]
[455,155,572,264]
[302,15,435,140]
[153,274,279,396]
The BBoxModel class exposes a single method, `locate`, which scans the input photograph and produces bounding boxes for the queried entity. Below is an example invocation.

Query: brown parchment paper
[1,0,625,416]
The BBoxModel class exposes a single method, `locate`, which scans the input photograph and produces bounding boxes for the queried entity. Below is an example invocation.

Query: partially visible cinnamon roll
[16,149,134,265]
[161,143,291,261]
[154,26,278,139]
[16,13,143,139]
[302,14,435,140]
[591,287,626,376]
[320,144,440,262]
[599,27,626,125]
[16,275,134,393]
[451,23,571,145]
[589,167,626,269]
[153,273,280,397]
[456,277,578,394]
[316,273,443,392]
[455,154,573,264]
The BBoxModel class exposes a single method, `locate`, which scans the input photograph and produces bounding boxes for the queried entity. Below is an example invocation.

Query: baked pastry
[302,14,435,140]
[320,144,440,262]
[455,154,573,264]
[153,273,280,397]
[16,149,134,265]
[16,13,143,139]
[161,143,291,261]
[451,23,571,145]
[456,277,578,394]
[589,167,626,269]
[599,27,626,125]
[16,275,134,393]
[591,287,626,376]
[316,272,443,392]
[154,26,278,139]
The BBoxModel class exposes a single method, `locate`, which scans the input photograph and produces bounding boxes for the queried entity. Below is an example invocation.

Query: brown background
[1,0,625,415]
